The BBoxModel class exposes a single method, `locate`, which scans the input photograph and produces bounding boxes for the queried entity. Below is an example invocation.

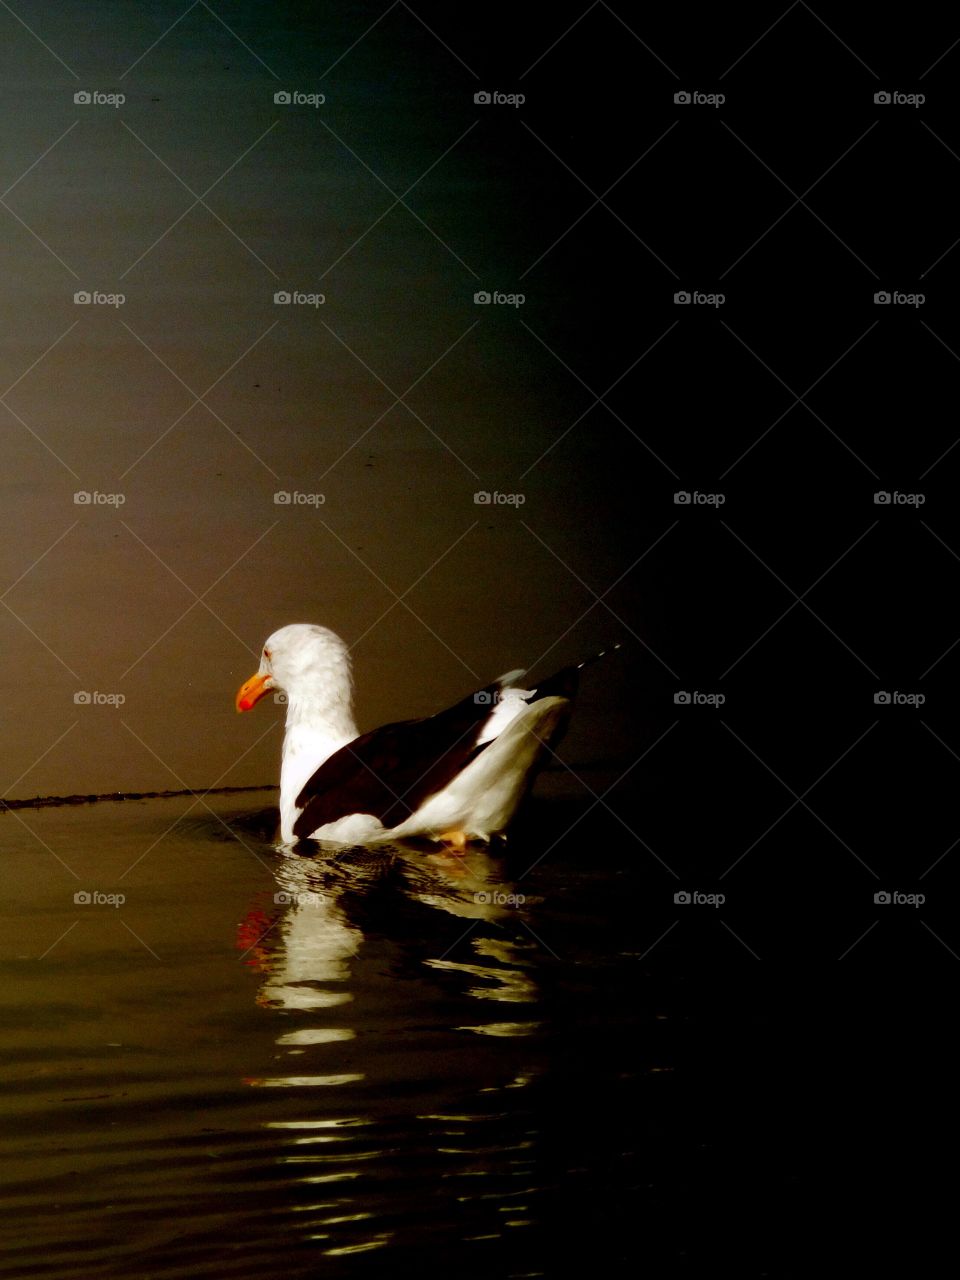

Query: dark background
[2,2,957,1267]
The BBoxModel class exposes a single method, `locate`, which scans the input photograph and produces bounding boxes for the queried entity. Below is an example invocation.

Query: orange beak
[236,672,272,713]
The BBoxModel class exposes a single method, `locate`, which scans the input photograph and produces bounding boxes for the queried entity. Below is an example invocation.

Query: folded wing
[292,663,581,840]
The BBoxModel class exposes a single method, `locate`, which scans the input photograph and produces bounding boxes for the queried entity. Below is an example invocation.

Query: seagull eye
[264,648,271,661]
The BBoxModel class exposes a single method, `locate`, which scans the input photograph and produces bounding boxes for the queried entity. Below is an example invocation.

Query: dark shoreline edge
[1,786,278,812]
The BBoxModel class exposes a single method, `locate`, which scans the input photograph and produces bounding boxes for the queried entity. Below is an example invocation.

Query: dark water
[0,793,652,1277]
[0,791,808,1277]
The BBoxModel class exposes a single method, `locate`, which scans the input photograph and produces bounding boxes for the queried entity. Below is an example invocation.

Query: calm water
[1,791,688,1278]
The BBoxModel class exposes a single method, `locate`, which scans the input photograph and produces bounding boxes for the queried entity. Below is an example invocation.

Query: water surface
[0,792,661,1277]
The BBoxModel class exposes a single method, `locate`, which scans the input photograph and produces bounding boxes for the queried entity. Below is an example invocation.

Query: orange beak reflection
[236,672,272,713]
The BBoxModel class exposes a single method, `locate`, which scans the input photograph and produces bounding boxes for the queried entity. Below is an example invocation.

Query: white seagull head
[236,623,354,722]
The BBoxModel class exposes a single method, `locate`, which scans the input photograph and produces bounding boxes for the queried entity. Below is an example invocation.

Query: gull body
[236,623,608,847]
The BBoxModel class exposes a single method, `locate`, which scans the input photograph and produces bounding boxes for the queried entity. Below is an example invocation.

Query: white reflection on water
[250,1073,364,1087]
[242,841,541,1039]
[266,1118,371,1129]
[250,856,363,1014]
[238,837,548,1257]
[396,845,538,924]
[417,1113,508,1122]
[455,1022,543,1036]
[481,1074,537,1092]
[278,1149,385,1163]
[284,1136,351,1145]
[277,1027,355,1045]
[324,1238,392,1255]
[425,953,538,1002]
[300,1172,362,1184]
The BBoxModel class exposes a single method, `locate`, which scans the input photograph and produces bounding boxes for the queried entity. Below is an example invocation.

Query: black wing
[292,664,583,839]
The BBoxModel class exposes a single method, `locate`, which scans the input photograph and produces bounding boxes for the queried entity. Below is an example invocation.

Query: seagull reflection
[238,851,363,1012]
[390,843,536,924]
[237,839,540,1018]
[236,837,546,1258]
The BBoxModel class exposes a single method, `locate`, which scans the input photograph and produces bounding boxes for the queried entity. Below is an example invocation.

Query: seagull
[236,623,618,848]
